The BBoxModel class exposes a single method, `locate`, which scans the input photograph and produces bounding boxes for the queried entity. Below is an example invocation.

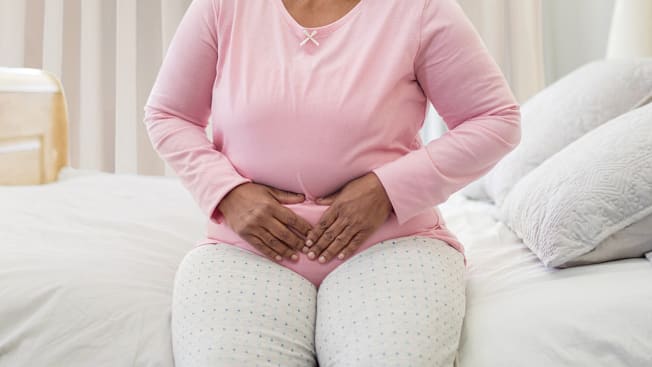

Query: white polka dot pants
[171,236,466,367]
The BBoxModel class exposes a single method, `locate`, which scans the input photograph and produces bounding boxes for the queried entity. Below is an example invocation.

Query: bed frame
[0,68,69,185]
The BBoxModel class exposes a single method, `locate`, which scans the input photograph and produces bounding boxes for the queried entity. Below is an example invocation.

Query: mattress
[1,168,651,366]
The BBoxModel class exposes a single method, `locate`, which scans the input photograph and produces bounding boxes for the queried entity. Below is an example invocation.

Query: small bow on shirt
[300,29,320,46]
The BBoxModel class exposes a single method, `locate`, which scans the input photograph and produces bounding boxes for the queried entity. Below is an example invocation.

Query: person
[143,0,521,365]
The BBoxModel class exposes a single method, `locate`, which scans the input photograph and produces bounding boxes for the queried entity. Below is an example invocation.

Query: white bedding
[439,195,652,367]
[0,168,203,366]
[1,168,651,367]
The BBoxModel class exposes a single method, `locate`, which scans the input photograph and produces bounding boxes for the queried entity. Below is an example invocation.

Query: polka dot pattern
[170,236,466,367]
[315,236,466,367]
[171,244,318,367]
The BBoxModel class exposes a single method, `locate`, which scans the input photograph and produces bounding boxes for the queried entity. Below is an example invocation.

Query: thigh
[171,243,318,367]
[315,236,466,367]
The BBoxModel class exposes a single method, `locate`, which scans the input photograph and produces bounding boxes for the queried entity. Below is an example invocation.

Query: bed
[1,68,651,367]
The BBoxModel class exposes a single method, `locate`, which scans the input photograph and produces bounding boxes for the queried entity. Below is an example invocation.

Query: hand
[217,182,313,263]
[304,172,393,263]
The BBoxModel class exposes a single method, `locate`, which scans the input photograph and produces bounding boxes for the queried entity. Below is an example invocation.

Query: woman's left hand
[304,172,393,263]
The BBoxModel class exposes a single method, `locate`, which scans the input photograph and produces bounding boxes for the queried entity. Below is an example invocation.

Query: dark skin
[281,0,362,28]
[217,173,394,264]
[217,0,394,264]
[216,182,314,262]
[306,172,394,263]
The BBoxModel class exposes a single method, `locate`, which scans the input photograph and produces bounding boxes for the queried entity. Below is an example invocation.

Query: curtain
[607,0,652,58]
[0,0,191,175]
[1,0,544,173]
[420,0,545,144]
[457,0,545,103]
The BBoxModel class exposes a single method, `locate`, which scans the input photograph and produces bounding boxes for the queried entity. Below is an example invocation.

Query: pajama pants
[171,235,466,367]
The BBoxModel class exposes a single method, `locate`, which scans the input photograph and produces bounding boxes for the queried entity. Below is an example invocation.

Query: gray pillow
[482,58,652,205]
[500,103,652,268]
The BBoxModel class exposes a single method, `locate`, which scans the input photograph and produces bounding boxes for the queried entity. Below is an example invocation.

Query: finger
[268,187,305,204]
[306,207,339,248]
[315,191,339,205]
[244,233,283,263]
[317,225,356,264]
[272,205,313,239]
[337,231,367,260]
[259,227,299,261]
[265,216,305,252]
[307,217,347,261]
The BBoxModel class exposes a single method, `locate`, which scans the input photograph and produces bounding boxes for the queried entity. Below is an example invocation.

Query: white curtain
[421,0,545,143]
[0,0,191,175]
[457,0,545,103]
[607,0,652,58]
[1,0,545,174]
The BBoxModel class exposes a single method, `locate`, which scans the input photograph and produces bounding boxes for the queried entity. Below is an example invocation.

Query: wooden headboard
[0,68,69,185]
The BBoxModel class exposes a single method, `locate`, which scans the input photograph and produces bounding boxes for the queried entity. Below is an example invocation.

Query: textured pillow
[500,103,652,268]
[483,58,652,205]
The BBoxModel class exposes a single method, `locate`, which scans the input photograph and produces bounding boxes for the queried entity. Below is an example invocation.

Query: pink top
[144,0,521,286]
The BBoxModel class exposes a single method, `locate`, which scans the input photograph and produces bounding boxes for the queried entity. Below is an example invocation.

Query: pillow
[482,58,652,205]
[500,103,652,268]
[459,179,490,201]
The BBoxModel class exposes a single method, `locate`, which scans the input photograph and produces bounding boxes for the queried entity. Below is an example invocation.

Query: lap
[170,238,466,367]
[315,236,466,367]
[171,243,318,367]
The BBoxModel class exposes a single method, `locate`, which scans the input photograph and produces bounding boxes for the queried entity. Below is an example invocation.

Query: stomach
[200,201,442,286]
[211,79,419,200]
[219,119,386,200]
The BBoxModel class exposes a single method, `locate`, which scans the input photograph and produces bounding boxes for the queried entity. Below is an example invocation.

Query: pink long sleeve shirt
[144,0,521,286]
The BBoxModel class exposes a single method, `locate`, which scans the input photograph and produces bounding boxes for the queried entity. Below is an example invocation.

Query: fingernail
[291,254,299,261]
[302,246,309,253]
[275,255,282,262]
[307,251,316,260]
[305,239,313,247]
[318,256,326,264]
[337,253,345,260]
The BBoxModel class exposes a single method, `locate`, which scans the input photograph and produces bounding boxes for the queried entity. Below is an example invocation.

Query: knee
[317,326,458,367]
[322,347,454,367]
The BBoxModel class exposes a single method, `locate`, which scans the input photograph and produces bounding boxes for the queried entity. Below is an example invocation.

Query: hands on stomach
[217,172,393,264]
[305,172,393,263]
[217,182,312,262]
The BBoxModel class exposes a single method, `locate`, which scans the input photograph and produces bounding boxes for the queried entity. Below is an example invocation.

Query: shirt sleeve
[143,0,251,225]
[372,0,522,226]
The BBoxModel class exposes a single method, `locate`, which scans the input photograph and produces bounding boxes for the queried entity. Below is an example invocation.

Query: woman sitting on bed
[144,0,521,365]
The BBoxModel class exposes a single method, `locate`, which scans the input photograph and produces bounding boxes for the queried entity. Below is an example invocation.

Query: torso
[200,0,465,286]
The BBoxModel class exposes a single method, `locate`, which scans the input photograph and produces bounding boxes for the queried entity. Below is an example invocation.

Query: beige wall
[543,0,616,84]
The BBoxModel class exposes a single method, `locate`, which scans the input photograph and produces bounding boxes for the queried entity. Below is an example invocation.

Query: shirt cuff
[372,147,443,226]
[207,177,252,225]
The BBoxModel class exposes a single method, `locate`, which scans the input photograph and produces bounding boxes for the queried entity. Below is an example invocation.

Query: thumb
[268,187,306,204]
[315,192,339,205]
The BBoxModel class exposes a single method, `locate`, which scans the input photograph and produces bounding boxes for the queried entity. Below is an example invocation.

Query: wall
[543,0,615,84]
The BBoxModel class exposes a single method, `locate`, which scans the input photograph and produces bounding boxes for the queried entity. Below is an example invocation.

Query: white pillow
[459,179,490,201]
[500,103,652,268]
[483,58,652,205]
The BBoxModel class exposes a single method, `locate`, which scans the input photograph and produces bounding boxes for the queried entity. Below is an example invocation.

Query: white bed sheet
[0,168,204,367]
[439,195,652,367]
[1,168,651,367]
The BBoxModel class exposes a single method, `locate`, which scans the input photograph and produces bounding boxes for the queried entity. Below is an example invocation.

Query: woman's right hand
[216,182,313,263]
